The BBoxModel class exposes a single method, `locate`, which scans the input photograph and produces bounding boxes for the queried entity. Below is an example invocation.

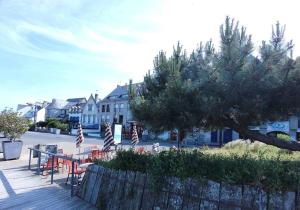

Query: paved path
[1,132,177,161]
[0,159,96,210]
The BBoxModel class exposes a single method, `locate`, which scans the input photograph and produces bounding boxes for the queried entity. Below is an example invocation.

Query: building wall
[36,108,46,122]
[99,99,131,126]
[81,96,98,127]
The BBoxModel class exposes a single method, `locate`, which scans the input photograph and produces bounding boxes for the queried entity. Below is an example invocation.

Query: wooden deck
[0,158,96,210]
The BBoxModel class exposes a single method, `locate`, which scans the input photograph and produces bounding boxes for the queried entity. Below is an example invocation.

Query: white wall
[36,108,46,122]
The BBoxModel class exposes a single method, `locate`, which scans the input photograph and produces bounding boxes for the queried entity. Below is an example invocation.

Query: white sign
[114,124,122,144]
[267,121,289,133]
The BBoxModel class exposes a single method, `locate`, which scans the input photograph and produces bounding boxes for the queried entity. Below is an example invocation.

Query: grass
[202,139,300,160]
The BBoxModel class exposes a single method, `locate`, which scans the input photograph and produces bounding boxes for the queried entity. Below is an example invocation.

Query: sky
[0,0,300,111]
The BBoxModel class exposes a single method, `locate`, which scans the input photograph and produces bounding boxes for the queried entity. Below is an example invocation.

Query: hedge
[95,149,300,193]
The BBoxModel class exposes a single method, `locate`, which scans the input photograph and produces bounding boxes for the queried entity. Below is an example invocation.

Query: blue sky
[1,0,300,110]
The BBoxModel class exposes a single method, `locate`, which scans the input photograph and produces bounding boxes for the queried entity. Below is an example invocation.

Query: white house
[17,102,49,122]
[46,98,86,120]
[81,94,99,129]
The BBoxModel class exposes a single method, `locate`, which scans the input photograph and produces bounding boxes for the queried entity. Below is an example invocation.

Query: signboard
[114,124,122,144]
[267,121,289,133]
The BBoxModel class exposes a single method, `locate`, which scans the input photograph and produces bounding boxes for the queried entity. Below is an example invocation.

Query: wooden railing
[27,147,80,196]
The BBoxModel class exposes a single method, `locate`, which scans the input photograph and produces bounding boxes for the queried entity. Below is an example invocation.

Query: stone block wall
[77,165,299,210]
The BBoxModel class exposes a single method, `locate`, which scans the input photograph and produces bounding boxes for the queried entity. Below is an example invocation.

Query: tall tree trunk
[234,127,300,151]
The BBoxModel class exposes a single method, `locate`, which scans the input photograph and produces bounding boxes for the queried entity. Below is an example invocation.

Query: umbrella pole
[78,147,81,162]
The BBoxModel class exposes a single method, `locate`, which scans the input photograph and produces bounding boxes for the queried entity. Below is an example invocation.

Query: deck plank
[0,159,95,210]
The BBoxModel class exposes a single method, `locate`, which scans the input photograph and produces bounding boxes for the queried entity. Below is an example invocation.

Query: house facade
[98,84,136,130]
[46,98,86,120]
[68,99,87,128]
[81,94,99,129]
[250,116,300,141]
[17,102,49,123]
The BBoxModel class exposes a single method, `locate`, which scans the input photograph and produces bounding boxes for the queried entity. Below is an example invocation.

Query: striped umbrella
[76,123,84,148]
[131,124,139,147]
[103,123,114,152]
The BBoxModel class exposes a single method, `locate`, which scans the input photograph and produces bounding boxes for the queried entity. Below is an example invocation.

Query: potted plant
[47,119,61,134]
[0,113,5,153]
[0,110,28,160]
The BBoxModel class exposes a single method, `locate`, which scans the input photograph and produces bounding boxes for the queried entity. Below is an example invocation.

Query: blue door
[211,131,218,143]
[223,129,233,144]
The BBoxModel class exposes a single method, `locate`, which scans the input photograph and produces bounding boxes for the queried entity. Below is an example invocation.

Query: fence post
[37,151,41,175]
[51,155,54,184]
[28,149,32,170]
[71,160,75,197]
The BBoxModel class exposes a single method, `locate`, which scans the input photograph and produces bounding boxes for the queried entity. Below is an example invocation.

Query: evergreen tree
[131,17,300,151]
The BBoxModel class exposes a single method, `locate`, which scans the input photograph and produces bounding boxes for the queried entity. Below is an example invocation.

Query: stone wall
[77,165,299,210]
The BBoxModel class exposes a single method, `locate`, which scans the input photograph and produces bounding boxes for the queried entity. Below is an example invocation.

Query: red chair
[91,149,100,159]
[136,147,145,154]
[65,160,85,185]
[41,156,59,176]
[61,154,73,173]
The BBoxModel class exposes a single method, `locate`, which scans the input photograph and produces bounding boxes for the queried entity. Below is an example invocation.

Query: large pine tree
[130,17,300,151]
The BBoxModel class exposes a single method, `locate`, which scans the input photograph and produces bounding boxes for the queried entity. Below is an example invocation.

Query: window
[83,114,86,123]
[102,105,105,112]
[88,115,91,123]
[114,104,119,112]
[101,115,105,122]
[88,104,93,111]
[120,103,124,112]
[93,115,96,124]
[106,104,110,112]
[106,115,110,122]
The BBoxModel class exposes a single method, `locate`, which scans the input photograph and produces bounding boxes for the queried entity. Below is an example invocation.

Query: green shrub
[277,133,291,141]
[56,122,68,132]
[95,149,300,192]
[0,110,28,140]
[45,119,68,131]
[36,121,48,128]
[47,120,60,129]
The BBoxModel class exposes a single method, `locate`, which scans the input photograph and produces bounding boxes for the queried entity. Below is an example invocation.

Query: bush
[0,110,28,140]
[56,122,68,132]
[36,121,48,128]
[277,133,291,141]
[45,119,68,131]
[95,149,300,192]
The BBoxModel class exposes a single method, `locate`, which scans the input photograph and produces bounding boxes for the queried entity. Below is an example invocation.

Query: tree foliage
[130,16,300,150]
[0,110,28,140]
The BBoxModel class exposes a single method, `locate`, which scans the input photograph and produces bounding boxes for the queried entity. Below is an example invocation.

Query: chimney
[95,93,99,101]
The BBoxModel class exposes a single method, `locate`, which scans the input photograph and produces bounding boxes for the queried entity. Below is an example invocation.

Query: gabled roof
[82,94,99,109]
[101,83,142,102]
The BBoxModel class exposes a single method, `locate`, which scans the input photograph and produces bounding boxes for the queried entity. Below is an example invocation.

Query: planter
[0,137,7,153]
[2,140,23,160]
[54,128,61,134]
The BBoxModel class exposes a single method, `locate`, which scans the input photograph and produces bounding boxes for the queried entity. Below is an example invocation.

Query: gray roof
[67,98,87,103]
[101,83,142,102]
[63,101,80,110]
[46,99,68,110]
